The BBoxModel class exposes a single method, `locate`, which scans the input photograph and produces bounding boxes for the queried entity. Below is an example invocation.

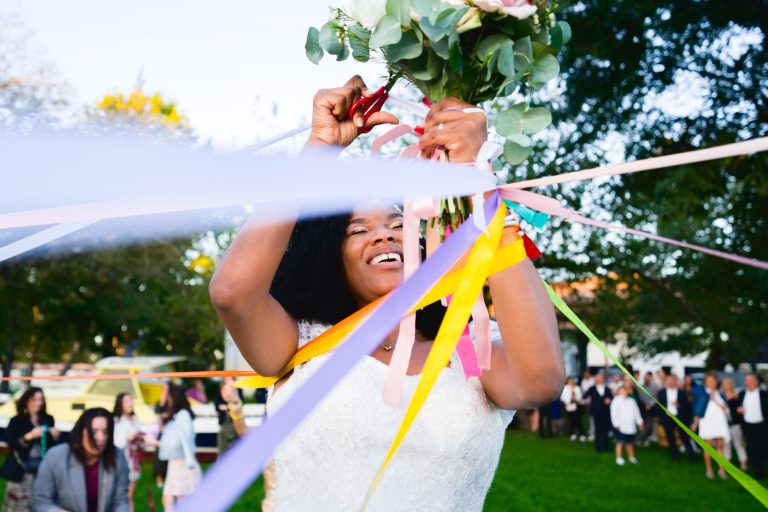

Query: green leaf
[412,0,438,18]
[304,27,323,65]
[476,35,509,61]
[386,29,423,61]
[431,36,450,58]
[449,42,463,73]
[348,24,371,62]
[531,53,560,85]
[336,43,350,61]
[371,15,403,47]
[386,0,412,26]
[514,36,533,70]
[494,108,523,137]
[520,107,551,134]
[409,48,442,80]
[550,21,572,49]
[503,134,532,165]
[319,21,344,55]
[497,40,515,77]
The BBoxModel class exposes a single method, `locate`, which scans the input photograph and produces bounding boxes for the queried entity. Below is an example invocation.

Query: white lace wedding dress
[266,320,515,511]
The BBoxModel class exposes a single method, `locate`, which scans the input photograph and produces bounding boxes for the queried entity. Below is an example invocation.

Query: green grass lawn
[3,431,763,511]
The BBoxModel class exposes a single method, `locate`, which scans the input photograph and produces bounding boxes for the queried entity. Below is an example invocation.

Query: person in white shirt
[112,393,143,512]
[610,385,643,466]
[560,377,586,441]
[738,373,768,479]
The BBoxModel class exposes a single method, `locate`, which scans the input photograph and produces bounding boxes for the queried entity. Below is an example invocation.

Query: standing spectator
[580,371,595,441]
[33,407,129,512]
[611,385,643,466]
[159,385,201,511]
[692,373,730,479]
[185,379,208,404]
[113,393,143,512]
[153,381,171,489]
[608,373,622,395]
[738,373,768,479]
[657,374,697,462]
[214,377,245,455]
[637,371,659,447]
[561,377,585,441]
[721,378,748,471]
[0,387,60,512]
[585,373,613,453]
[537,402,554,439]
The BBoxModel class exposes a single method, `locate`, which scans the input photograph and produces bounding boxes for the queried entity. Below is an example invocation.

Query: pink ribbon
[499,188,768,271]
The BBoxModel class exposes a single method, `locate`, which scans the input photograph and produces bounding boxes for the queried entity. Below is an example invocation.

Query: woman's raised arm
[209,76,398,376]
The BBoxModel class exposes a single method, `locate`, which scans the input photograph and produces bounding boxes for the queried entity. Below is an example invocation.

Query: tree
[498,0,767,366]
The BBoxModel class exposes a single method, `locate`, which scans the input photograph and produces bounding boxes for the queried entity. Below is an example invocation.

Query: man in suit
[585,372,613,452]
[738,373,768,479]
[656,374,697,462]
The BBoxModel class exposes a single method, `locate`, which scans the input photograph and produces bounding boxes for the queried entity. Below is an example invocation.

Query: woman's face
[83,416,109,458]
[27,391,44,414]
[122,394,134,415]
[341,205,404,306]
[705,375,717,390]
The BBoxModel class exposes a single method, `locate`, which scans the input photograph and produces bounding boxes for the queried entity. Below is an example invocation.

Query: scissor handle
[348,86,389,134]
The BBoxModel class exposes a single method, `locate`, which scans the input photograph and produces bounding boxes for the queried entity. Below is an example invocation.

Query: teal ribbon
[40,424,48,456]
[503,199,550,229]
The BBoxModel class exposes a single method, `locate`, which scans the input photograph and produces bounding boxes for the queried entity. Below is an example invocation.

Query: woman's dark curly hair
[15,386,47,416]
[270,213,446,339]
[69,407,116,469]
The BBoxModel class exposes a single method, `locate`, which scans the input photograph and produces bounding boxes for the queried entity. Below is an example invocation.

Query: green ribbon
[544,281,768,509]
[502,199,550,229]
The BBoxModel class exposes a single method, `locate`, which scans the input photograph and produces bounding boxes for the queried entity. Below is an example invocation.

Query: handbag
[565,402,578,413]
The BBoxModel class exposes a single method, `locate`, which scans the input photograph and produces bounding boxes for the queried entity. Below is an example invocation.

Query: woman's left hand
[418,98,487,164]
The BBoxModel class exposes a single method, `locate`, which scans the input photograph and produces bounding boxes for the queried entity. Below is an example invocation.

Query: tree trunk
[59,340,81,376]
[1,300,19,394]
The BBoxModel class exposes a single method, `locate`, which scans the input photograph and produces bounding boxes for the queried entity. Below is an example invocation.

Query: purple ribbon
[179,192,500,512]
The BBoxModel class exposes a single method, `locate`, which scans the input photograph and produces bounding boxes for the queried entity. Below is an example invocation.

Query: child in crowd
[611,385,644,466]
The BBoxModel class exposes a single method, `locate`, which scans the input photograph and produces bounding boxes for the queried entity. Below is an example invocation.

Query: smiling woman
[208,75,564,511]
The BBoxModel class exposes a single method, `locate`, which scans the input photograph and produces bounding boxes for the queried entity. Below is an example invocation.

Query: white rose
[471,0,537,19]
[349,0,387,28]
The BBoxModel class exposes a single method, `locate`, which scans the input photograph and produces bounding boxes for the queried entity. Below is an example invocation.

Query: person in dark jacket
[737,373,768,479]
[0,387,60,511]
[33,407,129,512]
[657,374,697,462]
[584,372,613,452]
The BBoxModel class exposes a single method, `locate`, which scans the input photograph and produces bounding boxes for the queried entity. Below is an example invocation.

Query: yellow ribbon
[544,282,768,509]
[236,237,527,390]
[362,204,507,507]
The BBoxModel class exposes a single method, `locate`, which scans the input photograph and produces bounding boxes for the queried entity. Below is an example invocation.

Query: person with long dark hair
[0,387,60,512]
[33,407,128,512]
[158,384,200,511]
[209,76,564,510]
[112,393,142,512]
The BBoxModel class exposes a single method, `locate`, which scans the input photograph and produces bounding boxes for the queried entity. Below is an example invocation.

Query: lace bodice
[267,320,515,511]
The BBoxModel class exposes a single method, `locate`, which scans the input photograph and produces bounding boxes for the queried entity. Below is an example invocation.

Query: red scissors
[347,74,400,134]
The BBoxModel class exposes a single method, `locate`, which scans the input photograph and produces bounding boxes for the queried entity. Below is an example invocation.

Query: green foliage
[304,27,323,65]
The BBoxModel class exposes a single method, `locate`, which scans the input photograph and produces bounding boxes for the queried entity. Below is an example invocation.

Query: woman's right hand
[25,426,44,440]
[306,75,398,148]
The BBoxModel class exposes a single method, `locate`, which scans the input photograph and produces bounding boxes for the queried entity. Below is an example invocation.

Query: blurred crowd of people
[519,369,768,480]
[0,378,248,512]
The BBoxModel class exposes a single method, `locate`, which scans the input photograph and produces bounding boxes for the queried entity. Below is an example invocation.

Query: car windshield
[87,371,135,397]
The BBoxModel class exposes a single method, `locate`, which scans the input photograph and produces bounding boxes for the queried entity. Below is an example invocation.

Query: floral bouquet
[306,0,570,228]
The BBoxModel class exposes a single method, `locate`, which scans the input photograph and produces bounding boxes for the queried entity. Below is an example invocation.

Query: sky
[2,0,388,148]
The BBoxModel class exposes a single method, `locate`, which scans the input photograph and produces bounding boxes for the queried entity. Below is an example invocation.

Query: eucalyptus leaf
[531,53,559,85]
[371,15,403,47]
[336,43,350,61]
[348,24,371,62]
[412,0,439,17]
[503,134,532,165]
[550,21,572,49]
[476,34,509,61]
[494,108,523,136]
[520,107,551,134]
[319,21,344,55]
[305,27,323,64]
[449,42,463,73]
[386,29,423,61]
[513,36,533,70]
[497,40,515,77]
[431,36,450,58]
[409,48,442,80]
[434,5,455,24]
[386,0,412,26]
